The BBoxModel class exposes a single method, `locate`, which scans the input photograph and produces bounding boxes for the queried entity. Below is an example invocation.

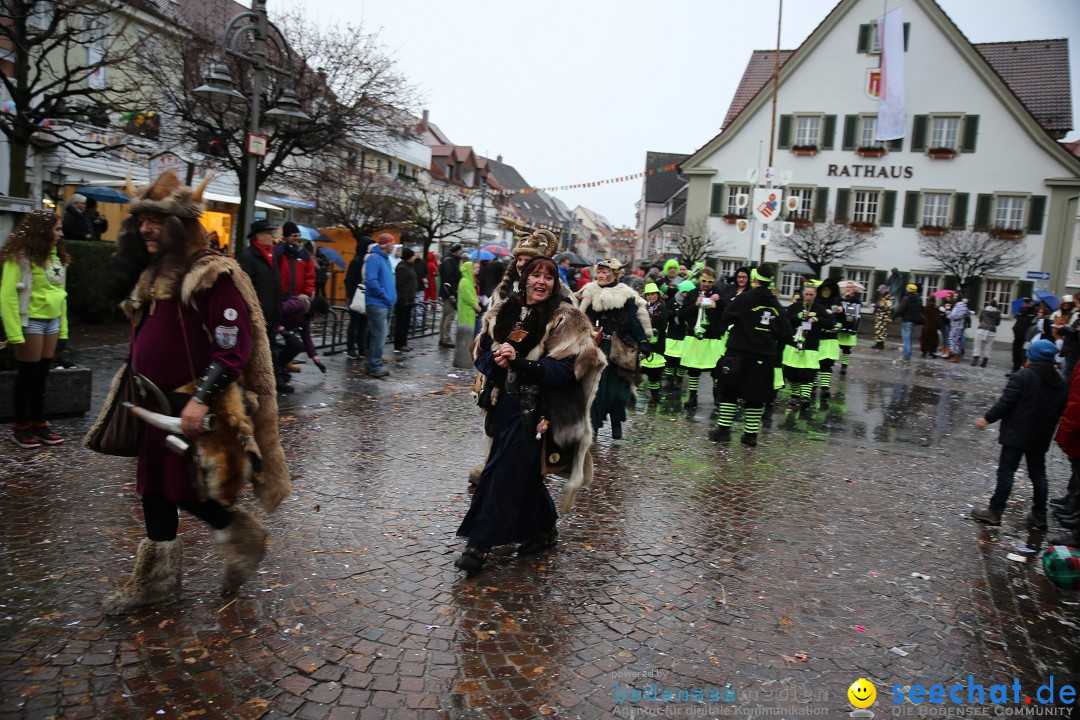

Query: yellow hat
[906,283,917,292]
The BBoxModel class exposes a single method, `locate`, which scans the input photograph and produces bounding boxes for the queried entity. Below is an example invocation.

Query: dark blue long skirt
[457,391,558,549]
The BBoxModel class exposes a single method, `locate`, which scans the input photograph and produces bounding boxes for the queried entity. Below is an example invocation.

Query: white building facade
[681,0,1080,307]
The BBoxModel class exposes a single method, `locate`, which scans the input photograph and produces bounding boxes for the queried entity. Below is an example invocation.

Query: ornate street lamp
[193,0,310,255]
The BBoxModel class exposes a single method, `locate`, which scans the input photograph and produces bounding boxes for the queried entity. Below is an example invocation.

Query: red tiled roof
[975,39,1072,135]
[721,51,795,130]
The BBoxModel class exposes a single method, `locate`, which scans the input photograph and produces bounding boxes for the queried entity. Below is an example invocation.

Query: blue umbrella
[297,223,331,243]
[1033,289,1059,310]
[465,248,496,261]
[75,186,129,203]
[479,242,510,258]
[315,246,345,269]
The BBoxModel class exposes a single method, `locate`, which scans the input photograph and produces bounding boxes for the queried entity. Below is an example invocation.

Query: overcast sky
[298,0,1080,228]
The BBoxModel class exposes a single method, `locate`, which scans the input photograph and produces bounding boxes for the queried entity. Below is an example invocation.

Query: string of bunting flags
[491,162,680,197]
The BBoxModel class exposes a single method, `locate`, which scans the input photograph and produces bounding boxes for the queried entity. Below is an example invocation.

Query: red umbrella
[931,289,957,298]
[479,242,510,257]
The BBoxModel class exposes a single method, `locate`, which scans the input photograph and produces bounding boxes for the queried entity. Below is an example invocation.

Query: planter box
[856,147,886,158]
[927,148,958,159]
[791,218,814,228]
[721,214,746,224]
[0,367,93,422]
[918,226,948,236]
[791,146,819,156]
[849,222,877,232]
[989,228,1024,240]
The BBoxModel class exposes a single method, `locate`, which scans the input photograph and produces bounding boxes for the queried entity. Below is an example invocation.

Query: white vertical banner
[875,8,905,140]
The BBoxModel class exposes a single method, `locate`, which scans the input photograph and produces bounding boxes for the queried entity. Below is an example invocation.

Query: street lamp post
[193,0,310,255]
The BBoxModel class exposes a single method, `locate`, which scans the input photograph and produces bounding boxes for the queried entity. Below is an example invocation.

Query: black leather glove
[638,341,652,359]
[193,359,237,405]
[510,357,545,383]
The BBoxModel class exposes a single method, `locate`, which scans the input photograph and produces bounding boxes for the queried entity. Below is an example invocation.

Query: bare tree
[297,161,414,240]
[404,182,474,261]
[148,7,416,248]
[772,221,878,277]
[917,227,1028,288]
[0,0,143,197]
[676,216,727,267]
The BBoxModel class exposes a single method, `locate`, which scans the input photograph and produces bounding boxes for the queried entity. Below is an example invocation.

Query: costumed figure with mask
[640,282,668,403]
[837,281,862,374]
[815,278,842,400]
[457,235,605,573]
[577,258,652,440]
[782,281,833,410]
[662,280,693,391]
[678,266,727,409]
[87,171,291,613]
[709,264,790,446]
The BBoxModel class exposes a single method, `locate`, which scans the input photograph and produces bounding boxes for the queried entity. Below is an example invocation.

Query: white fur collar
[578,281,642,313]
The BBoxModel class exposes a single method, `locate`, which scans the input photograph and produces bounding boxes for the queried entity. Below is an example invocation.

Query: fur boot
[213,508,267,593]
[102,537,183,614]
[468,462,485,486]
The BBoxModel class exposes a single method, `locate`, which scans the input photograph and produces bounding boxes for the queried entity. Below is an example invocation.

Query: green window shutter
[888,136,903,151]
[842,115,858,151]
[902,191,920,228]
[961,115,979,153]
[778,115,792,149]
[814,187,829,223]
[822,115,837,150]
[974,194,993,230]
[835,188,851,223]
[1027,195,1047,234]
[857,24,871,53]
[881,190,897,227]
[965,277,982,305]
[710,184,724,216]
[951,193,969,229]
[911,115,928,152]
[903,23,910,51]
[829,266,844,280]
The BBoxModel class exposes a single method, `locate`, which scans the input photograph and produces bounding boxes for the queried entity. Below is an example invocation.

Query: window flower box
[927,147,958,159]
[791,145,819,156]
[721,214,746,224]
[792,217,814,228]
[856,146,886,158]
[918,225,949,236]
[988,227,1024,240]
[849,221,877,232]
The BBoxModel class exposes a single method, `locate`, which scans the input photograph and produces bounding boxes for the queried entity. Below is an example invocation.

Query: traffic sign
[1025,271,1051,281]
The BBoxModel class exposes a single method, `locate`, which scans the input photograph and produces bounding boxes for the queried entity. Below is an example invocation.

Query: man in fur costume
[577,258,652,440]
[87,171,291,613]
[457,248,605,573]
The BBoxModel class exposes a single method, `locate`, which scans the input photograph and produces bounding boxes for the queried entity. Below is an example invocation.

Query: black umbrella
[779,261,815,276]
[554,251,590,268]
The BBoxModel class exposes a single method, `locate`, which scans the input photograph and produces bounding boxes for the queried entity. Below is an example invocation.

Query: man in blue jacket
[364,232,398,377]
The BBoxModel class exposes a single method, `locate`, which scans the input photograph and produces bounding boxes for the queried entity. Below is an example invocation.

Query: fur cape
[474,294,606,512]
[85,253,291,514]
[577,281,653,384]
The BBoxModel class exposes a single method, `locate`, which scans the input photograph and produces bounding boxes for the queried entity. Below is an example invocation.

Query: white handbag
[350,283,366,314]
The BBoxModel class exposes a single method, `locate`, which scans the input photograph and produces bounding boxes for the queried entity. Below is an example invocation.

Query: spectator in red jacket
[274,221,315,298]
[425,251,439,302]
[1051,359,1080,544]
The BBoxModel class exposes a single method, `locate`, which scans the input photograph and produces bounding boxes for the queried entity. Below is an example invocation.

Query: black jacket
[62,207,93,241]
[718,285,790,359]
[680,286,728,340]
[477,261,504,298]
[893,293,924,323]
[439,254,461,300]
[984,363,1067,451]
[345,252,365,300]
[238,243,281,329]
[395,259,419,306]
[1013,305,1037,340]
[785,300,834,351]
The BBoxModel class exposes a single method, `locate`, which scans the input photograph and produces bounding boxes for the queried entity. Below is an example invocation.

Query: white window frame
[779,271,802,300]
[851,189,881,225]
[1075,257,1080,273]
[913,273,943,303]
[794,115,822,148]
[983,278,1015,314]
[929,115,962,151]
[920,192,952,228]
[787,186,815,220]
[993,194,1027,231]
[858,116,883,148]
[726,185,750,216]
[717,259,739,279]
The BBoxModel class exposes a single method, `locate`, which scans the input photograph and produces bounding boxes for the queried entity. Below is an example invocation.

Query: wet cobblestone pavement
[2,330,1079,719]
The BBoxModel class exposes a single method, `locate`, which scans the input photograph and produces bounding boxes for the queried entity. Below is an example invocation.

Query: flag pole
[763,0,783,266]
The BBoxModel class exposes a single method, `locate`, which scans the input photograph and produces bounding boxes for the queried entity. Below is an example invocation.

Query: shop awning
[203,191,284,212]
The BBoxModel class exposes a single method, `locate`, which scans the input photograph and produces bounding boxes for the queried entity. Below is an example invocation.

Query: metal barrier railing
[316,301,441,355]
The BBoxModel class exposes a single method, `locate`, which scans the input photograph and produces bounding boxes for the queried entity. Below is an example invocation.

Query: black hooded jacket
[718,285,790,359]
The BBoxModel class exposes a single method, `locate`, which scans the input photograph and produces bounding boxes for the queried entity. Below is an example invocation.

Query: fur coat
[577,280,653,381]
[85,252,291,514]
[474,295,606,512]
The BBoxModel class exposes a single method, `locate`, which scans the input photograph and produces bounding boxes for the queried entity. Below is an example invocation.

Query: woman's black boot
[454,544,489,572]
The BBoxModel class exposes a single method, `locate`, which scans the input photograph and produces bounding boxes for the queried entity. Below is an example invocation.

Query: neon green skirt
[818,338,841,361]
[664,338,685,358]
[681,337,726,369]
[774,366,785,390]
[782,345,821,369]
[838,331,857,347]
[642,348,667,369]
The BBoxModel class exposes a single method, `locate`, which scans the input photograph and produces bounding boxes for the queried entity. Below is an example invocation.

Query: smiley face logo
[847,678,876,709]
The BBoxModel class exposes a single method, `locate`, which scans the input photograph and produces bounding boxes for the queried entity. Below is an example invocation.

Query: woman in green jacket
[0,210,69,448]
[457,259,481,334]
